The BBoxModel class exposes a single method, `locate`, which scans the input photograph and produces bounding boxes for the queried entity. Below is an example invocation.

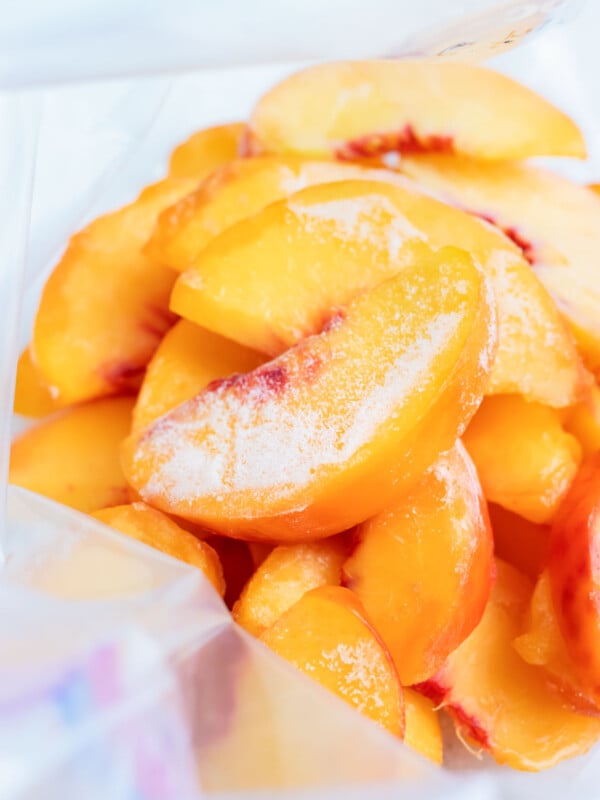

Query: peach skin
[9,396,134,513]
[260,585,404,738]
[487,503,549,581]
[400,155,600,381]
[463,395,582,524]
[562,383,600,457]
[343,441,494,685]
[93,502,225,596]
[403,688,443,765]
[123,248,496,541]
[31,176,198,405]
[548,453,600,703]
[417,561,600,771]
[233,537,348,637]
[168,122,245,179]
[13,347,58,418]
[171,177,585,408]
[249,61,584,161]
[132,319,265,432]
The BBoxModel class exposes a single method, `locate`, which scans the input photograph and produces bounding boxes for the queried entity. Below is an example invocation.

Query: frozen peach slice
[123,248,495,541]
[9,396,134,513]
[260,585,404,737]
[171,178,584,408]
[463,395,582,524]
[488,503,549,581]
[514,570,599,714]
[168,122,244,179]
[249,61,584,161]
[233,537,348,637]
[418,561,600,770]
[400,155,600,381]
[93,502,225,595]
[132,319,265,432]
[32,176,198,405]
[147,156,420,272]
[548,453,600,700]
[343,441,494,685]
[563,384,600,457]
[403,689,443,765]
[13,347,58,418]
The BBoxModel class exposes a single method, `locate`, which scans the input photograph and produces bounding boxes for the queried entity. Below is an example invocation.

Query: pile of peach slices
[11,60,600,771]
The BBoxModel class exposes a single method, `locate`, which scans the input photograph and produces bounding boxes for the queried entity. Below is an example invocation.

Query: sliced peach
[463,395,582,524]
[233,537,348,637]
[93,502,225,596]
[488,503,549,581]
[260,585,404,737]
[132,319,265,432]
[563,383,600,457]
[171,177,584,408]
[168,122,244,178]
[31,176,198,405]
[343,441,494,685]
[123,248,495,541]
[548,453,600,701]
[417,561,600,771]
[403,688,443,765]
[9,396,134,512]
[13,347,58,418]
[400,155,600,381]
[249,61,584,161]
[514,570,599,714]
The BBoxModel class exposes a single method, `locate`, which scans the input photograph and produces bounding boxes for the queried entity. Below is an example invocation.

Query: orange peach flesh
[93,502,225,596]
[562,384,600,457]
[487,503,549,581]
[260,585,405,738]
[343,441,494,685]
[168,122,245,178]
[9,396,134,513]
[403,688,443,765]
[417,561,600,771]
[123,248,495,541]
[13,348,58,418]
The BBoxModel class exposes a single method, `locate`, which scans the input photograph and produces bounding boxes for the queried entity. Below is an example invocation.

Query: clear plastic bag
[2,2,600,797]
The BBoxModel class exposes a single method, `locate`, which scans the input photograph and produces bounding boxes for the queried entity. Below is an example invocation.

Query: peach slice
[548,453,600,701]
[514,570,599,714]
[13,347,58,418]
[32,176,198,405]
[171,177,585,408]
[132,319,265,432]
[463,395,582,524]
[400,155,600,380]
[168,122,245,179]
[487,503,549,581]
[343,441,494,685]
[417,561,600,771]
[93,502,225,596]
[9,396,134,513]
[260,585,404,737]
[403,688,443,766]
[123,248,495,541]
[563,383,600,457]
[233,537,348,637]
[249,61,584,161]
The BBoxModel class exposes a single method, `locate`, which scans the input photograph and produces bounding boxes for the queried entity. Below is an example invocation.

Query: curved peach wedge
[233,537,348,637]
[403,689,443,765]
[9,396,134,513]
[13,347,59,418]
[260,585,404,738]
[168,122,245,179]
[487,503,549,581]
[400,155,600,381]
[93,502,225,596]
[124,248,495,541]
[343,442,494,685]
[171,177,583,408]
[548,453,600,702]
[463,395,582,524]
[563,383,600,457]
[418,561,600,771]
[249,61,584,161]
[132,320,265,432]
[32,177,198,405]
